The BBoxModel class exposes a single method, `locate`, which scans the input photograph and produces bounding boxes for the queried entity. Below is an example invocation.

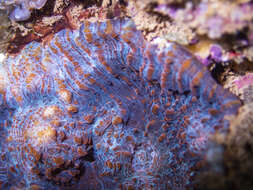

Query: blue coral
[0,19,241,189]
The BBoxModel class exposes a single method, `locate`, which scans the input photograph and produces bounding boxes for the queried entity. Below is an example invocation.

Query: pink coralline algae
[0,0,47,21]
[156,1,253,39]
[0,19,241,189]
[234,73,253,90]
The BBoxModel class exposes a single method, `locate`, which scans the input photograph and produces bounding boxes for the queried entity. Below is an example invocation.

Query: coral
[222,71,253,101]
[242,84,253,103]
[0,0,48,21]
[153,0,253,67]
[156,0,253,39]
[122,0,253,84]
[5,0,113,53]
[233,73,253,90]
[194,102,253,190]
[126,0,195,45]
[0,19,241,189]
[187,40,225,66]
[0,9,11,53]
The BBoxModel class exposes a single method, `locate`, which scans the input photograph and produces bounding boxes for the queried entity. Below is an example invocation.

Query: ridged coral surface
[0,19,241,189]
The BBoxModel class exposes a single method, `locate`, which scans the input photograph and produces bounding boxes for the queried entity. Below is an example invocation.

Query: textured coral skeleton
[0,19,241,189]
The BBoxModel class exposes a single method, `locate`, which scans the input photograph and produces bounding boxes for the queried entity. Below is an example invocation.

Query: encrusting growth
[0,19,241,189]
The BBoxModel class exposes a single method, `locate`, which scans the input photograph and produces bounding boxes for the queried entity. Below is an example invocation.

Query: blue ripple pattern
[0,19,241,189]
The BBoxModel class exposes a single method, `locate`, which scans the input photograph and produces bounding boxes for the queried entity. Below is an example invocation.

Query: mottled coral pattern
[0,19,241,189]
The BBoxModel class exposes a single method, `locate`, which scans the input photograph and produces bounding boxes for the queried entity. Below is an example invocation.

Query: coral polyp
[0,19,241,189]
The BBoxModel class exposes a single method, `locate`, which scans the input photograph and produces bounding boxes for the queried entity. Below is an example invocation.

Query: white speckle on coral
[151,37,173,53]
[0,53,8,93]
[0,53,5,63]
